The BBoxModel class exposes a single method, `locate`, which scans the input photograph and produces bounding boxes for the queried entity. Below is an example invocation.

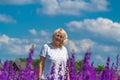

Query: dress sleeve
[66,49,69,60]
[64,46,69,60]
[39,44,48,57]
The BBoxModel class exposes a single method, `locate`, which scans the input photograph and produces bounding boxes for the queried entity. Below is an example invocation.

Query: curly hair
[52,28,68,46]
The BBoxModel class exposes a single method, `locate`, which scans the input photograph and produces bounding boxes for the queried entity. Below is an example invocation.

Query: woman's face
[53,32,65,46]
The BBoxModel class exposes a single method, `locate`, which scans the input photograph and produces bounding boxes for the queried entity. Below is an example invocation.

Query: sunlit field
[0,47,120,80]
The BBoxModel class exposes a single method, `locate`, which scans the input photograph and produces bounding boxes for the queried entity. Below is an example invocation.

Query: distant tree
[75,60,83,72]
[96,65,104,72]
[32,59,40,69]
[19,58,27,62]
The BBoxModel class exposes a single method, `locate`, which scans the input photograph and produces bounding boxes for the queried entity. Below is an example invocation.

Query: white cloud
[66,38,119,64]
[67,39,95,53]
[0,31,49,55]
[40,0,59,15]
[98,45,117,53]
[29,29,49,37]
[0,14,16,23]
[66,17,120,42]
[10,38,29,44]
[0,0,36,5]
[5,38,30,54]
[0,0,109,15]
[7,44,25,54]
[29,29,37,35]
[40,30,48,36]
[66,39,119,55]
[0,34,34,54]
[33,38,41,43]
[95,55,105,63]
[66,21,83,31]
[7,42,38,55]
[0,34,30,54]
[24,44,36,53]
[90,0,109,11]
[0,34,9,44]
[77,39,95,52]
[67,40,79,53]
[40,0,109,15]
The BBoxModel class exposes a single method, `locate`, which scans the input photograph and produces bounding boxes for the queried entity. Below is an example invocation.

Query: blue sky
[0,0,120,66]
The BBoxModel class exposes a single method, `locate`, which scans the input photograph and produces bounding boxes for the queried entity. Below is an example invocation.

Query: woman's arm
[67,67,70,80]
[38,56,45,79]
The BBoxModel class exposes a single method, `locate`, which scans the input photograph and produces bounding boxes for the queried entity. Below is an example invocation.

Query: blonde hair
[52,28,68,46]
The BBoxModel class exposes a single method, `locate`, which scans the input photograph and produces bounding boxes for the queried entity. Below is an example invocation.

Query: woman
[39,28,70,80]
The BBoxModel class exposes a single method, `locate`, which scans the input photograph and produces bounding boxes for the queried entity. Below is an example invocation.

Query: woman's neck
[51,42,62,48]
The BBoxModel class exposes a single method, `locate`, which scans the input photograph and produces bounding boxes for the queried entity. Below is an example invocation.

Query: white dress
[40,43,68,80]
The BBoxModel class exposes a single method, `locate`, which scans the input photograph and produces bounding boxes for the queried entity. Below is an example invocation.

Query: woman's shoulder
[62,46,68,51]
[42,43,52,48]
[43,43,48,47]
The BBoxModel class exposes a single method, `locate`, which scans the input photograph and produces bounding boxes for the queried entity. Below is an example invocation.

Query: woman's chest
[46,49,67,63]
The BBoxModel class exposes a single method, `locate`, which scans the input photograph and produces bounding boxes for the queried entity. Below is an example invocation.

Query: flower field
[0,47,120,80]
